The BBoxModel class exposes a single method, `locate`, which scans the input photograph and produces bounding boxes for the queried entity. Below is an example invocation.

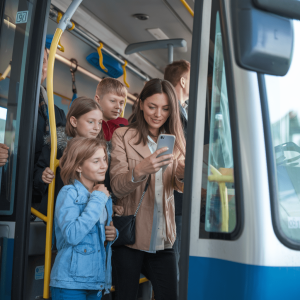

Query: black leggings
[112,246,177,300]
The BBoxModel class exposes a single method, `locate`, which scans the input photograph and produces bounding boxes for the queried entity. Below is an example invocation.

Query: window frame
[199,0,244,241]
[258,71,300,250]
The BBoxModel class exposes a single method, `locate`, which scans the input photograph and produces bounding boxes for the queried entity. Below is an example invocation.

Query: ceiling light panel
[147,28,169,40]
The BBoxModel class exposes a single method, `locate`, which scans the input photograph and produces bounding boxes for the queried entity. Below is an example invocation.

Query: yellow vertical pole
[208,165,233,233]
[43,28,62,299]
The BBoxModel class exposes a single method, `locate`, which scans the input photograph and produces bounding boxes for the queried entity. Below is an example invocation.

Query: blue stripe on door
[188,256,300,300]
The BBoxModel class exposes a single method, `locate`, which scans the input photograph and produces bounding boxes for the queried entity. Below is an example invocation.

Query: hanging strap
[134,177,150,217]
[70,58,78,98]
[122,60,130,88]
[97,42,108,72]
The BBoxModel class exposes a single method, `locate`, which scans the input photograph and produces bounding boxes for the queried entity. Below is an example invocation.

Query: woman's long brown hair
[127,78,186,194]
[128,78,185,159]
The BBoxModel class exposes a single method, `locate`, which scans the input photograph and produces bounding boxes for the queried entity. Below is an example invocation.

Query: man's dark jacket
[174,102,188,216]
[32,88,66,204]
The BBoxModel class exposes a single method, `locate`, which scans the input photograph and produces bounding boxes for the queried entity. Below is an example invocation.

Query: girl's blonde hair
[60,137,108,185]
[65,97,103,138]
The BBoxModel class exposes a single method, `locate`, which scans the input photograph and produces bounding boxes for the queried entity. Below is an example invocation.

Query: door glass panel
[0,0,34,214]
[265,20,300,245]
[200,11,237,237]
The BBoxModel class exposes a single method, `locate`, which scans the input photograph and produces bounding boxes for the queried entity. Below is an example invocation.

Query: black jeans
[112,246,177,300]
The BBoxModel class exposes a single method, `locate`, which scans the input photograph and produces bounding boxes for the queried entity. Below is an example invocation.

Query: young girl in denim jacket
[50,137,118,299]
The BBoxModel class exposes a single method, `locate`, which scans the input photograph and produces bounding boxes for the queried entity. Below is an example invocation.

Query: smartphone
[156,134,176,159]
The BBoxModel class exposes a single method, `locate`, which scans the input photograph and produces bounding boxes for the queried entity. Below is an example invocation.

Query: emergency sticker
[288,217,300,229]
[16,11,28,24]
[35,266,44,280]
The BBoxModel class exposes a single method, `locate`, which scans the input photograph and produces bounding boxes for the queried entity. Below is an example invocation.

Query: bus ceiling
[49,7,150,82]
[50,0,193,79]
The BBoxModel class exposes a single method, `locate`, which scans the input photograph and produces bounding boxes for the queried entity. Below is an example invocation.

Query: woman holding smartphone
[110,78,186,300]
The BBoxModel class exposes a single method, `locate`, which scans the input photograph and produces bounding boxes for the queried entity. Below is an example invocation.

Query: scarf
[39,86,50,135]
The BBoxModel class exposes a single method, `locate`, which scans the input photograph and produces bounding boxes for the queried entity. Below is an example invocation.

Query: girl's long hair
[128,78,185,159]
[60,137,108,185]
[65,96,103,138]
[128,78,186,194]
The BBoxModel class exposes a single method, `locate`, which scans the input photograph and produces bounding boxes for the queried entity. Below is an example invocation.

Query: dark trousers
[112,246,177,300]
[172,215,182,297]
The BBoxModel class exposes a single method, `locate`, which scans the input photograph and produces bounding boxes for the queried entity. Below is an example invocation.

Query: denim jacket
[50,180,118,298]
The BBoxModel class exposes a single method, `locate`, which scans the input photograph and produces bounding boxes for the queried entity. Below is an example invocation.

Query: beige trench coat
[110,127,184,251]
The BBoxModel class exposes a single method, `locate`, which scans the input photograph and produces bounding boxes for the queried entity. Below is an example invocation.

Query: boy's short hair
[164,60,190,87]
[96,78,127,99]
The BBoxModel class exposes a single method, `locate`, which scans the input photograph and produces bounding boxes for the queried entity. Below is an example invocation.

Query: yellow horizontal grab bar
[180,0,194,17]
[208,175,234,183]
[31,207,48,222]
[110,278,148,292]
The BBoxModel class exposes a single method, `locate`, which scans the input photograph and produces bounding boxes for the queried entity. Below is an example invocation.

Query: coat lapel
[128,131,152,159]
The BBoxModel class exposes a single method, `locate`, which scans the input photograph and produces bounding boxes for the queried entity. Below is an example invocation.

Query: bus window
[200,9,237,238]
[0,0,34,215]
[264,20,300,247]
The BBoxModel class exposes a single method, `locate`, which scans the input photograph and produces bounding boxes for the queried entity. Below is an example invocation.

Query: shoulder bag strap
[134,177,150,217]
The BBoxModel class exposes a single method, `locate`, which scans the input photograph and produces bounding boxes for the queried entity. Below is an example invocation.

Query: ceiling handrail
[180,0,194,17]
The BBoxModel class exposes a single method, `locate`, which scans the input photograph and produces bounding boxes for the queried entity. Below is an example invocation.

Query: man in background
[164,60,190,296]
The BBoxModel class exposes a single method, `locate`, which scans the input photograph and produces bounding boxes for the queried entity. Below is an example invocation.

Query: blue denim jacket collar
[73,179,90,200]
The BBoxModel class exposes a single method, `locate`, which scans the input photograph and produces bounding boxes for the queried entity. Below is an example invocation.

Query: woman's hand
[105,221,117,241]
[0,143,9,167]
[93,184,110,197]
[42,167,55,184]
[113,205,124,216]
[133,147,173,181]
[176,160,185,180]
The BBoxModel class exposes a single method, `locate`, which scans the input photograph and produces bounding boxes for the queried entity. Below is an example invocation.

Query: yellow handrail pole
[43,1,83,297]
[180,0,194,17]
[209,165,232,232]
[0,61,11,81]
[43,28,62,299]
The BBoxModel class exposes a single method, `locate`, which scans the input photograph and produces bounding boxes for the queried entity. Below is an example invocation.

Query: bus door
[180,0,299,299]
[0,0,50,299]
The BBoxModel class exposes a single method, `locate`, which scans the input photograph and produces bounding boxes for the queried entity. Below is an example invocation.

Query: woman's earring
[78,172,81,179]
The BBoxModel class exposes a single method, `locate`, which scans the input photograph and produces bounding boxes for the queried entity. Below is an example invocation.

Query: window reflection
[265,20,300,244]
[200,11,237,237]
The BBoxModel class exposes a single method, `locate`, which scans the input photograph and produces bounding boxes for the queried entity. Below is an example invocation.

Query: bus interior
[1,0,300,300]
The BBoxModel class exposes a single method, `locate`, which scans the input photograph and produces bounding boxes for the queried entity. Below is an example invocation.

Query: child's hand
[105,221,117,241]
[93,184,110,197]
[113,205,124,216]
[42,167,55,184]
